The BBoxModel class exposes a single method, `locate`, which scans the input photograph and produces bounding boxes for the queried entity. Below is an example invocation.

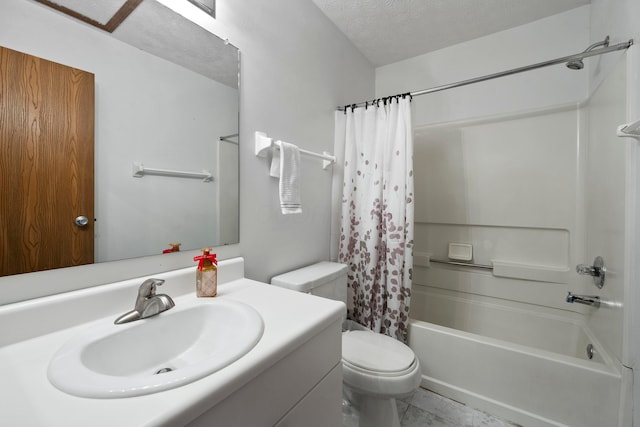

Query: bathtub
[408,286,624,427]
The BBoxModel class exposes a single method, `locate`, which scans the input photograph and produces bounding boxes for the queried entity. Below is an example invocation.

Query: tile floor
[397,388,520,427]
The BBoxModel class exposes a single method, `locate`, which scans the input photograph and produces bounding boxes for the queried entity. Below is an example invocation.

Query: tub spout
[566,292,600,308]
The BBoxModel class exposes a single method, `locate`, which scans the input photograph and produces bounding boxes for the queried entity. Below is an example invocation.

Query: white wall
[198,0,374,281]
[0,0,373,303]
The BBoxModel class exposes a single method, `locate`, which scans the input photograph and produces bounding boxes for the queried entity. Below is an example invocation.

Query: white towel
[276,141,302,214]
[269,151,280,178]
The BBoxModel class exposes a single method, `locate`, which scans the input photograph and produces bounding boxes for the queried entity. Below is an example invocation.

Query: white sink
[47,299,264,398]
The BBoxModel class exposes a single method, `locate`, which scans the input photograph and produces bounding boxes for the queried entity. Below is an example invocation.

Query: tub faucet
[114,278,175,324]
[566,292,600,308]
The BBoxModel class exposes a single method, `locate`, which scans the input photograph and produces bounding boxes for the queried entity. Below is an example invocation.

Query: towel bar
[255,131,336,169]
[132,162,213,182]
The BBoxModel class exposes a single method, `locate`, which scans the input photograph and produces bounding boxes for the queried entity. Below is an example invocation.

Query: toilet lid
[342,331,415,373]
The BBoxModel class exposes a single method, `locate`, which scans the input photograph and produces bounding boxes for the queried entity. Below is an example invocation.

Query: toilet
[271,262,422,427]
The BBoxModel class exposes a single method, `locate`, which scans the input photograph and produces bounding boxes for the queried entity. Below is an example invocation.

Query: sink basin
[48,299,264,398]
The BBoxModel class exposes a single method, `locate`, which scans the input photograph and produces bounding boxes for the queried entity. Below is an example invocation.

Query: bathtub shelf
[429,258,493,270]
[617,118,640,140]
[415,253,570,283]
[492,260,570,283]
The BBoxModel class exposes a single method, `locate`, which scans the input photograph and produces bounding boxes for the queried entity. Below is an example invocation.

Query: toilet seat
[342,330,415,373]
[341,331,422,397]
[342,357,419,378]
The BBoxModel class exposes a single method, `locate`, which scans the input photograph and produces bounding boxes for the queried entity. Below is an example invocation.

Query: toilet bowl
[271,262,422,427]
[341,330,421,427]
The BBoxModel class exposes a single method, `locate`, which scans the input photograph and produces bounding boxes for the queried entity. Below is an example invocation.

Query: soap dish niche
[448,243,473,262]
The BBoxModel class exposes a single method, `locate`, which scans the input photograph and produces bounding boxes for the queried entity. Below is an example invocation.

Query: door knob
[74,216,89,227]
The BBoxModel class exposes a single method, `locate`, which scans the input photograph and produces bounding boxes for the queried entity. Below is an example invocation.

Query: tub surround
[0,258,345,426]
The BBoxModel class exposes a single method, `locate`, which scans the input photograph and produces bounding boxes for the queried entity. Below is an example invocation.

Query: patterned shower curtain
[336,96,414,343]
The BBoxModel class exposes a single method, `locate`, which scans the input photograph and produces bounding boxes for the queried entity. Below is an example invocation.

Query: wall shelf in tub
[617,118,640,140]
[415,253,570,283]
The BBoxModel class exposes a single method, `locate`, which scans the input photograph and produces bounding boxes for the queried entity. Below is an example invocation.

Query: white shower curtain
[333,97,414,343]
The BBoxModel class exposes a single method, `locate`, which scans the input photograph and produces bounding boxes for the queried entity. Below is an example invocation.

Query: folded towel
[276,141,302,214]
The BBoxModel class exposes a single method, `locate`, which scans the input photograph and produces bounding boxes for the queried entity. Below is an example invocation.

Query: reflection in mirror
[187,0,216,18]
[0,0,239,277]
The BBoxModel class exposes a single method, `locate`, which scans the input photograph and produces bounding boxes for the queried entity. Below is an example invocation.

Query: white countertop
[0,259,344,426]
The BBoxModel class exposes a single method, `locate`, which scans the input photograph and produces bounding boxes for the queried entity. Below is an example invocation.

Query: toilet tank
[271,262,348,304]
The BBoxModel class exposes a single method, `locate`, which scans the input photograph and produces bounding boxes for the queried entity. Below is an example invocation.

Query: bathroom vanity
[0,258,344,426]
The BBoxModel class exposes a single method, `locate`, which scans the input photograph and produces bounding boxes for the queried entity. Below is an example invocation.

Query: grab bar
[566,292,600,308]
[429,258,493,270]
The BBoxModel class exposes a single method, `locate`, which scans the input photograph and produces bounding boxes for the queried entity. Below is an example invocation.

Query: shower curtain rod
[338,38,633,111]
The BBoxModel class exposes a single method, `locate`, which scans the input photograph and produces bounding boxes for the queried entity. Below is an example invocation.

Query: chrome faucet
[566,292,600,308]
[114,278,175,324]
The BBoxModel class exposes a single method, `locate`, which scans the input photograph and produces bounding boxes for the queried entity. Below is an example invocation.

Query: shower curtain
[333,97,414,343]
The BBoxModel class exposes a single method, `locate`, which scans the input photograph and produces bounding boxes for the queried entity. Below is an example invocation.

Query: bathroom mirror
[0,0,239,277]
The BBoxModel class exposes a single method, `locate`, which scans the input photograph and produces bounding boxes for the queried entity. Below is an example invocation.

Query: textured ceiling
[111,0,238,88]
[312,0,590,66]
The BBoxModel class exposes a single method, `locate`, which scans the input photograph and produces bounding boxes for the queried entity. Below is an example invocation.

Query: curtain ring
[351,104,356,112]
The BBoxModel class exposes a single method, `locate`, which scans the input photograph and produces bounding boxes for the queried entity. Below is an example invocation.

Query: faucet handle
[576,264,596,276]
[575,256,605,289]
[134,278,165,313]
[115,278,169,324]
[138,278,165,297]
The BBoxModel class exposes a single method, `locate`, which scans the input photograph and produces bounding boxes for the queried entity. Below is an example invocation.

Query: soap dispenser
[194,248,217,297]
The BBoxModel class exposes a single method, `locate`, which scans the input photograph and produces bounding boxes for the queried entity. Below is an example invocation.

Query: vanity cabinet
[0,258,345,427]
[189,320,342,427]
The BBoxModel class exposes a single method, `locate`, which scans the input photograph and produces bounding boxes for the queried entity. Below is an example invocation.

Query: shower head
[566,36,610,70]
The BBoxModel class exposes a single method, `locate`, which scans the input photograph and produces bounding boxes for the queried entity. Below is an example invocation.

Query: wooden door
[0,46,94,276]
